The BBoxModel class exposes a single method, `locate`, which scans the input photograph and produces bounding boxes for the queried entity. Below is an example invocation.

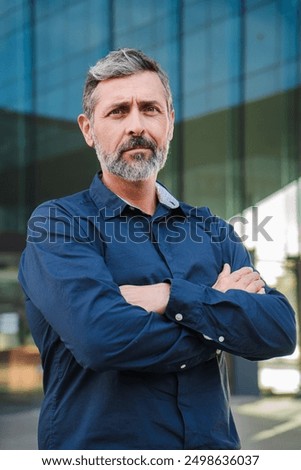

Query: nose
[126,107,145,136]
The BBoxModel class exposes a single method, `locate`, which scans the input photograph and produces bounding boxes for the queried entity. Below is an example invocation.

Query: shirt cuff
[164,278,226,346]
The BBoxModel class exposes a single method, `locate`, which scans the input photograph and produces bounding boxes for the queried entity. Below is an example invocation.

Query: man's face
[79,71,174,181]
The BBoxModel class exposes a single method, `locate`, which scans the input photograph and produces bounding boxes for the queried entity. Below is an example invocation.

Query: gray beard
[94,138,169,182]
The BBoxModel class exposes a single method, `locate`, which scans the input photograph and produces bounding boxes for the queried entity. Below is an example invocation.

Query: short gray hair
[82,48,173,119]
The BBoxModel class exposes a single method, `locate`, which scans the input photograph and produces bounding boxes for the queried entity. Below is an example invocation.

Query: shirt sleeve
[164,215,296,361]
[18,202,217,374]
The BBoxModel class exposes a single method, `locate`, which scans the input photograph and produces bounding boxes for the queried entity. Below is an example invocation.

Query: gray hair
[82,48,173,119]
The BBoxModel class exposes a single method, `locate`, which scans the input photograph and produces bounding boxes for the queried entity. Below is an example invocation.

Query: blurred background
[0,0,301,449]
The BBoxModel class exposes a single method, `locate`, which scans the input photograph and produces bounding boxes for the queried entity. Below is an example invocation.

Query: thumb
[219,263,231,278]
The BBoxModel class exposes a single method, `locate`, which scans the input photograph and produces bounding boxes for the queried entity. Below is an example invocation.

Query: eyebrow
[104,99,163,114]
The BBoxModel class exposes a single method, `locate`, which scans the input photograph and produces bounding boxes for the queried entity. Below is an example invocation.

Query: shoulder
[180,202,224,230]
[30,188,93,220]
[179,202,214,219]
[180,201,244,244]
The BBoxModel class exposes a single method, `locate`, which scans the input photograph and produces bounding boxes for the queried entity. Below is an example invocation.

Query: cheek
[148,121,169,143]
[95,127,119,152]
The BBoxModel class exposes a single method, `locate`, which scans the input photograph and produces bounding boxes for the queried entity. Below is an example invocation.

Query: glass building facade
[0,0,300,400]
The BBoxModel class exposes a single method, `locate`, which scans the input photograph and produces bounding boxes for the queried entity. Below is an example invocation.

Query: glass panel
[0,253,43,396]
[279,0,300,62]
[209,0,240,19]
[245,3,278,76]
[183,13,241,120]
[183,29,207,97]
[35,0,111,120]
[237,182,301,395]
[183,109,230,217]
[245,0,300,100]
[244,90,298,207]
[183,0,209,34]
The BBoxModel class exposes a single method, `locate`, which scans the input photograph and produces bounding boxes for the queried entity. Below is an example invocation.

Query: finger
[236,271,260,288]
[218,263,231,278]
[245,279,265,293]
[230,266,253,281]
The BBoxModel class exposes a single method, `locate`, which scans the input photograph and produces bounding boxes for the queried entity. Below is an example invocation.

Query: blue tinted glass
[22,26,33,78]
[66,2,88,54]
[280,60,299,89]
[0,83,15,111]
[245,3,278,74]
[183,29,207,94]
[183,1,241,118]
[210,0,240,19]
[65,79,83,120]
[0,0,23,10]
[149,40,180,109]
[34,0,111,119]
[36,87,66,119]
[183,90,207,119]
[114,0,174,33]
[245,0,266,9]
[114,6,178,53]
[0,0,33,113]
[35,0,67,19]
[35,15,66,68]
[210,16,240,84]
[36,1,110,70]
[245,68,278,101]
[87,0,111,49]
[207,82,232,113]
[0,33,16,82]
[183,0,209,34]
[115,0,153,32]
[0,2,28,37]
[279,0,300,61]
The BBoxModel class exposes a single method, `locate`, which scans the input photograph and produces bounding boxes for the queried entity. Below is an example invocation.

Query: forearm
[19,221,216,374]
[164,277,296,360]
[119,283,170,314]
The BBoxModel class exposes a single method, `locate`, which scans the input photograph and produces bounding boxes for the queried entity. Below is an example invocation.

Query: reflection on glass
[234,181,301,394]
[0,254,42,394]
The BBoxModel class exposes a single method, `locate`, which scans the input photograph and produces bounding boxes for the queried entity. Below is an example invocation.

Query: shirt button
[218,336,225,343]
[216,349,221,355]
[175,313,183,321]
[180,364,186,369]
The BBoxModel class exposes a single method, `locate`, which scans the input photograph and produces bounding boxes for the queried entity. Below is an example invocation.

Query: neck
[101,171,158,215]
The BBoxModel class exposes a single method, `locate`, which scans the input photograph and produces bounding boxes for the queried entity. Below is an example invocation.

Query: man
[18,48,296,450]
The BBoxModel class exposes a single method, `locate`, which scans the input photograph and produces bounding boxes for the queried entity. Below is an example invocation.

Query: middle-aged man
[18,48,296,450]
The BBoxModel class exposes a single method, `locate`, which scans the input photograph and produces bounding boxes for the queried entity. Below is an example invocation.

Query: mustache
[118,136,156,154]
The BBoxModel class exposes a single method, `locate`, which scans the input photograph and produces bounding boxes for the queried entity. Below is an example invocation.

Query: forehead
[93,71,168,109]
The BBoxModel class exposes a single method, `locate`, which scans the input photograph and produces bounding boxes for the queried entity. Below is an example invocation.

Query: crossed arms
[19,202,296,373]
[120,264,265,314]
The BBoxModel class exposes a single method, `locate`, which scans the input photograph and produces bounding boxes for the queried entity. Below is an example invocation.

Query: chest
[97,214,223,287]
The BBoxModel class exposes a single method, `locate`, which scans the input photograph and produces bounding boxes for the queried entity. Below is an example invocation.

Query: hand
[119,283,170,314]
[212,263,265,294]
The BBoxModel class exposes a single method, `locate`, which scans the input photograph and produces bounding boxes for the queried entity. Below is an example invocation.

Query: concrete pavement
[0,395,301,449]
[232,395,301,450]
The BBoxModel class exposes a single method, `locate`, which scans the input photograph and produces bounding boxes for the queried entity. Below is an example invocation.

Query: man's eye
[144,106,158,113]
[110,108,124,115]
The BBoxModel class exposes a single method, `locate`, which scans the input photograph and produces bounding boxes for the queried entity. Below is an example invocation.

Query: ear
[77,114,94,147]
[168,109,175,141]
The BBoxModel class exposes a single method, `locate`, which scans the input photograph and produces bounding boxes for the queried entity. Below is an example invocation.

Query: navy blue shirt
[18,173,296,450]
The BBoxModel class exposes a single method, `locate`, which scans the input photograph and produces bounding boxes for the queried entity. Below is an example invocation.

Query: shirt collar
[89,172,180,219]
